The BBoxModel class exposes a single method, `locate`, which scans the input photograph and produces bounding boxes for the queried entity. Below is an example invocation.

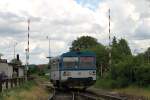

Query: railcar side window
[79,57,95,68]
[63,57,78,69]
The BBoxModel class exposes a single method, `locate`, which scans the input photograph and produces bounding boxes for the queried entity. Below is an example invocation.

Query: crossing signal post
[25,19,30,79]
[46,36,51,69]
[108,9,112,71]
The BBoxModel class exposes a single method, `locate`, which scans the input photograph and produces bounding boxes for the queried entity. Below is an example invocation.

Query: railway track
[48,88,127,100]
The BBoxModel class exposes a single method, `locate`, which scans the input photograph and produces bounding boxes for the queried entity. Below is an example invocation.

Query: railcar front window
[79,57,95,68]
[63,57,78,69]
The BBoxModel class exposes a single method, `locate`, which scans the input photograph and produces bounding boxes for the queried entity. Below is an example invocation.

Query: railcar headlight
[63,71,71,76]
[89,71,96,75]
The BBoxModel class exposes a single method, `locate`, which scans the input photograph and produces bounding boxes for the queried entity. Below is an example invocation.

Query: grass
[94,78,116,89]
[94,79,150,97]
[39,75,50,81]
[114,85,150,97]
[0,80,49,100]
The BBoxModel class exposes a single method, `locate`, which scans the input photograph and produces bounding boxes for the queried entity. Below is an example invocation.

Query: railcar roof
[50,56,60,60]
[61,51,96,57]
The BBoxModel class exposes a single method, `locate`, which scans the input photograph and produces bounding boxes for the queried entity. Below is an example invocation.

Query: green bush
[110,56,134,87]
[134,64,150,86]
[95,78,117,89]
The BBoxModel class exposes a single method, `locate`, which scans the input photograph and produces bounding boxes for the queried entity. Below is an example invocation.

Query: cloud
[133,20,150,40]
[0,0,149,64]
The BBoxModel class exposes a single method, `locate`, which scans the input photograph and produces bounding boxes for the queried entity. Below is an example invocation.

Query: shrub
[95,78,117,89]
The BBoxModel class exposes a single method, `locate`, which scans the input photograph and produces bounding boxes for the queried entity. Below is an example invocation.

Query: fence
[0,77,26,92]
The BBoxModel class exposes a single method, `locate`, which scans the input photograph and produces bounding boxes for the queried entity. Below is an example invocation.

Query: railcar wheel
[56,80,60,88]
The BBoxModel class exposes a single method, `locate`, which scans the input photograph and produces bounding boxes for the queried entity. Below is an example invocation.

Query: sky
[0,0,149,64]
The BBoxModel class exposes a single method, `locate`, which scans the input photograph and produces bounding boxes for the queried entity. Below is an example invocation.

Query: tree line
[70,36,150,88]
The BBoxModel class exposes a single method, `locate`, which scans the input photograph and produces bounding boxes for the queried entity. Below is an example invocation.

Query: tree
[134,65,150,86]
[111,36,122,64]
[112,36,117,48]
[83,44,109,75]
[133,53,145,66]
[70,36,99,51]
[28,64,38,74]
[144,47,150,64]
[118,38,131,55]
[111,37,130,64]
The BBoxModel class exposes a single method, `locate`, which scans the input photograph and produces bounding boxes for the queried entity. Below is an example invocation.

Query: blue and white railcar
[50,51,96,88]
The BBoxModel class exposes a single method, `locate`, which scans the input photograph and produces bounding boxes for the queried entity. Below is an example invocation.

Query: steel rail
[48,87,127,100]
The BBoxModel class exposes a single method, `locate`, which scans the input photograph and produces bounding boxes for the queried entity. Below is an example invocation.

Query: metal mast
[26,19,30,70]
[46,36,51,69]
[108,9,111,71]
[13,42,17,59]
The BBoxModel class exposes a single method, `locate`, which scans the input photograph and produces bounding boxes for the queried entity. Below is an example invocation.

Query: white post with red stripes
[26,19,30,71]
[108,9,111,71]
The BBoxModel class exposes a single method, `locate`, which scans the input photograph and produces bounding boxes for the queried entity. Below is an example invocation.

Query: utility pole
[108,9,112,71]
[46,36,51,68]
[13,42,17,59]
[46,36,50,59]
[25,19,30,78]
[27,19,30,66]
[25,49,28,66]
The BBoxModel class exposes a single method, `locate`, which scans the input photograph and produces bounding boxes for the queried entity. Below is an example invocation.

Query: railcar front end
[60,51,96,88]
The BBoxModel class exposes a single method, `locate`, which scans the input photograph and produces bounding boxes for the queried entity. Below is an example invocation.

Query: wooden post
[19,78,21,85]
[14,78,17,86]
[11,79,13,88]
[18,78,21,86]
[0,81,2,92]
[6,79,8,89]
[21,78,24,84]
[17,77,19,86]
[23,77,25,83]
